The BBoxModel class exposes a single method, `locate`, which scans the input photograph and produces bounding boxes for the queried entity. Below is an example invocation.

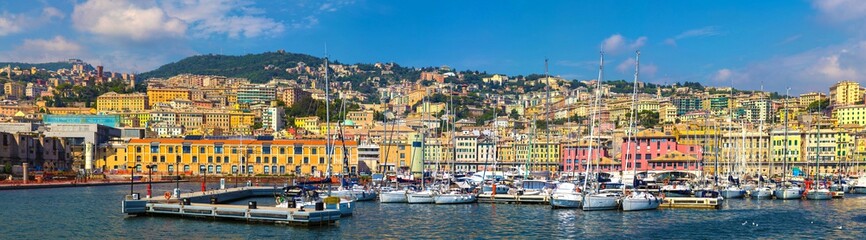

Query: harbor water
[1,182,865,239]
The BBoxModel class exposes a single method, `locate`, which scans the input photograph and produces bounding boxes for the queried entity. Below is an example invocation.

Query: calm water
[1,182,865,239]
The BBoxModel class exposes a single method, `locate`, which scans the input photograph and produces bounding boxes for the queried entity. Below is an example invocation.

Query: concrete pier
[122,186,341,226]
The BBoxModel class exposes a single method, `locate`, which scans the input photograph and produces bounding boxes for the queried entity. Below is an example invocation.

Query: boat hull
[622,196,660,211]
[379,191,408,203]
[805,190,832,200]
[749,189,773,199]
[773,189,801,200]
[433,194,477,204]
[582,194,619,211]
[407,193,435,204]
[853,186,866,194]
[720,189,745,199]
[550,194,582,209]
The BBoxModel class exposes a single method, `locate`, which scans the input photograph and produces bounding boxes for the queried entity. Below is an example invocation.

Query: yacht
[433,191,477,204]
[407,189,435,204]
[804,188,832,200]
[749,186,773,199]
[773,184,803,200]
[853,177,866,194]
[719,185,746,199]
[621,190,660,211]
[660,182,692,197]
[379,187,409,203]
[550,182,582,209]
[582,192,620,211]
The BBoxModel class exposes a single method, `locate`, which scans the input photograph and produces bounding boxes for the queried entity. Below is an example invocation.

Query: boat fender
[164,191,171,200]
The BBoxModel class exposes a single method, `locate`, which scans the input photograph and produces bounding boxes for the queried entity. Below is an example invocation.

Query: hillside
[0,61,93,71]
[138,51,326,83]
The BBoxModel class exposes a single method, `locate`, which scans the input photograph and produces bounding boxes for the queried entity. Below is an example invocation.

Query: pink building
[619,129,702,172]
[561,140,618,173]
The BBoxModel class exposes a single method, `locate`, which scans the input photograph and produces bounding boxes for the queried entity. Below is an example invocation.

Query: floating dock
[121,186,341,226]
[659,197,722,209]
[477,193,550,204]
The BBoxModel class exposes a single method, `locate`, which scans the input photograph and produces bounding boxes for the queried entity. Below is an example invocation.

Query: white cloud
[664,26,722,46]
[1,36,83,63]
[72,0,187,41]
[713,69,733,82]
[0,15,22,36]
[812,0,866,21]
[41,7,64,20]
[616,57,657,77]
[160,0,285,38]
[601,34,647,54]
[812,54,857,80]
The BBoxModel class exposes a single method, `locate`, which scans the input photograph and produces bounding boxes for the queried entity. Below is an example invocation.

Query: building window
[319,157,325,164]
[280,147,286,154]
[208,156,213,163]
[183,165,190,172]
[199,147,205,153]
[312,148,317,154]
[303,157,309,164]
[264,166,270,174]
[294,146,303,154]
[136,156,142,162]
[216,156,221,163]
[182,146,191,153]
[232,165,238,173]
[288,157,293,164]
[168,147,174,153]
[216,165,222,173]
[256,157,261,163]
[160,156,165,162]
[263,146,271,154]
[264,157,270,164]
[150,146,159,153]
[192,156,198,163]
[215,146,223,154]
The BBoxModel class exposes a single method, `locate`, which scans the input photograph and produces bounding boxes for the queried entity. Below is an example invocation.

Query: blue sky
[1,0,864,93]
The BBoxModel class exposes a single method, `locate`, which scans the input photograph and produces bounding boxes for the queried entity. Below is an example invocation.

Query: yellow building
[229,111,255,133]
[3,82,25,99]
[799,92,827,109]
[346,110,374,128]
[147,88,190,106]
[294,116,320,133]
[833,104,866,126]
[659,103,677,123]
[97,92,148,112]
[112,111,150,127]
[770,127,803,175]
[415,102,446,115]
[105,138,358,176]
[830,80,862,106]
[515,138,559,172]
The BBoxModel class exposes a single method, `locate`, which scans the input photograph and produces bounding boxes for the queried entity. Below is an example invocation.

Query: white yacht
[407,189,435,204]
[621,191,660,211]
[433,191,477,204]
[773,185,802,200]
[550,182,582,209]
[853,177,866,194]
[749,186,773,199]
[582,192,619,211]
[379,188,409,203]
[804,188,832,200]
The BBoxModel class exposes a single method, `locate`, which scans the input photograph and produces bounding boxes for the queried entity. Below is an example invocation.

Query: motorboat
[327,185,377,201]
[276,186,354,216]
[853,177,866,194]
[660,182,692,197]
[518,180,554,195]
[550,182,582,209]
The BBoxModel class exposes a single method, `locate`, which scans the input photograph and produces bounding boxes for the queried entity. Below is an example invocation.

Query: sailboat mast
[583,48,603,193]
[759,84,767,187]
[324,53,332,195]
[545,58,551,176]
[783,88,790,183]
[628,50,640,180]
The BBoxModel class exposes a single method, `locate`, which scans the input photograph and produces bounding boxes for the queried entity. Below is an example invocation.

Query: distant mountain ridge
[138,51,327,83]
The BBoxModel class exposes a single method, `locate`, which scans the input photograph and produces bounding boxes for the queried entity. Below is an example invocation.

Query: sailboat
[805,115,832,200]
[581,48,619,211]
[433,84,477,205]
[774,89,802,200]
[620,50,660,211]
[280,54,354,216]
[550,59,582,209]
[750,89,772,199]
[408,90,435,204]
[379,113,410,203]
[327,96,377,202]
[720,121,746,199]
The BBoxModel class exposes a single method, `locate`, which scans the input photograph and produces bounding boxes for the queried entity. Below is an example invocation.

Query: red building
[619,129,702,172]
[561,139,618,174]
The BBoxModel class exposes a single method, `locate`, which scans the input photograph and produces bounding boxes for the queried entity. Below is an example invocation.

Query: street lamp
[127,165,136,196]
[146,164,155,198]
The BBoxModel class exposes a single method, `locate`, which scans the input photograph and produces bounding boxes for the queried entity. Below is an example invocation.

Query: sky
[0,0,865,94]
